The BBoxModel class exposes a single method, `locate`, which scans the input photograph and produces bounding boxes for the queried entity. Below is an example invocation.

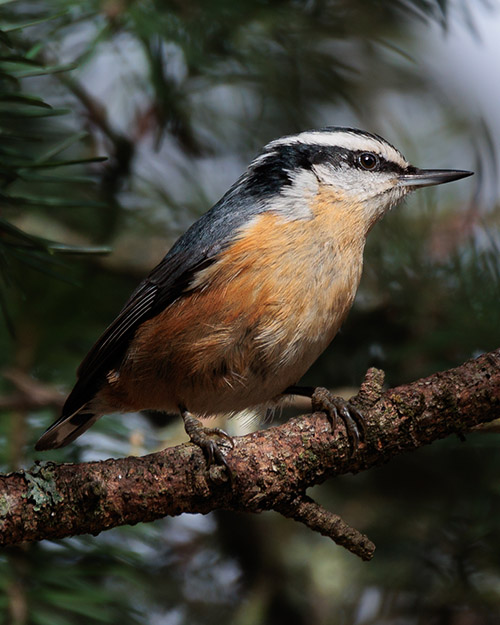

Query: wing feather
[62,191,261,415]
[63,254,213,416]
[61,164,271,417]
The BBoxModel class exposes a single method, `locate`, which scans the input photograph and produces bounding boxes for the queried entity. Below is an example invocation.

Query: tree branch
[1,349,499,559]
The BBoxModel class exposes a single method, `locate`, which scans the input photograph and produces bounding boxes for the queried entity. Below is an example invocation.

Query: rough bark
[1,348,499,559]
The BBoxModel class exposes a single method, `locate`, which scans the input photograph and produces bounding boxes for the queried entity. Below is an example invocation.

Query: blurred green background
[1,0,500,623]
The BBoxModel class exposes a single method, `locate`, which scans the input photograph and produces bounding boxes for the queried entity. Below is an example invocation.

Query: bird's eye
[358,152,379,171]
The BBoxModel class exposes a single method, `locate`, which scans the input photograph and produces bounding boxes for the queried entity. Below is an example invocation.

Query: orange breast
[96,186,368,417]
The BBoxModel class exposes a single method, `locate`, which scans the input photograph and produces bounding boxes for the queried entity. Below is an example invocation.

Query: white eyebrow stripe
[267,130,408,169]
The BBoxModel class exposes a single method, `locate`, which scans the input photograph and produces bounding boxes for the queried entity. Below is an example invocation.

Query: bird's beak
[398,168,473,189]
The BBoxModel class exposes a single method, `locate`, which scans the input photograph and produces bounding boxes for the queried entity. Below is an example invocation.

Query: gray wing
[62,177,268,417]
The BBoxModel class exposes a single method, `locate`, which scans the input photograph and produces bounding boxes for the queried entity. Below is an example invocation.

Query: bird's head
[243,127,473,229]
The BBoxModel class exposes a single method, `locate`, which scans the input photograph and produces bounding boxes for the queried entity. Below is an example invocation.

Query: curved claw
[203,437,231,471]
[180,409,233,480]
[311,387,365,450]
[207,426,234,449]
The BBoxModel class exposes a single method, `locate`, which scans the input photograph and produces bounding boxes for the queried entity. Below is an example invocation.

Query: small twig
[275,495,376,560]
[353,367,385,409]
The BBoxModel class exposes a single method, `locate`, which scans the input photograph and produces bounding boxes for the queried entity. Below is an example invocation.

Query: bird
[35,127,473,466]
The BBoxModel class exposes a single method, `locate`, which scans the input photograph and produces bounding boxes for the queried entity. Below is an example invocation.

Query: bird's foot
[311,387,365,450]
[181,409,234,478]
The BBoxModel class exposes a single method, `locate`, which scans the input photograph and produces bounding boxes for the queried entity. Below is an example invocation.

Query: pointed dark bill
[398,168,473,188]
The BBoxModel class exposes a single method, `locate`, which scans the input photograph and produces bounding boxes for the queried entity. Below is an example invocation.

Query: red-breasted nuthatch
[36,127,472,463]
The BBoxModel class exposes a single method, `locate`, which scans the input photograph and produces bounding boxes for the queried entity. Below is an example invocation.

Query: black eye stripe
[245,144,410,198]
[350,150,407,175]
[313,147,407,174]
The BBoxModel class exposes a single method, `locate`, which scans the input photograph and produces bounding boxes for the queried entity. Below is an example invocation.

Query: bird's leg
[180,405,234,471]
[284,385,365,449]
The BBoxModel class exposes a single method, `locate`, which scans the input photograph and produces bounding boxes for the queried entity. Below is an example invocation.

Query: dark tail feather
[35,407,101,451]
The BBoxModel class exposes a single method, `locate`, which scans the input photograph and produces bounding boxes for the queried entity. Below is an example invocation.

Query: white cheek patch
[311,163,396,200]
[311,162,409,222]
[267,168,318,220]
